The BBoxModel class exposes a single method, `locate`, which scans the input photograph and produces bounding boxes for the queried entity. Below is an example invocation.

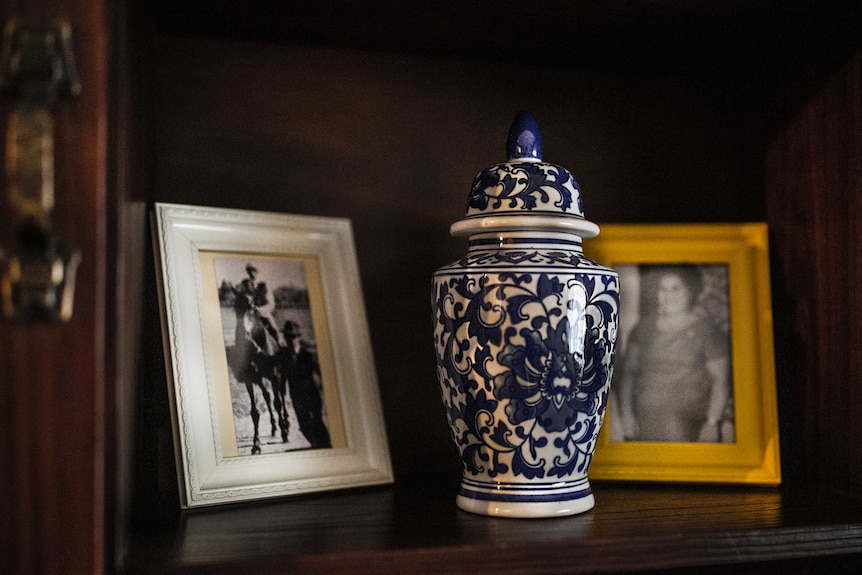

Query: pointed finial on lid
[506,110,543,161]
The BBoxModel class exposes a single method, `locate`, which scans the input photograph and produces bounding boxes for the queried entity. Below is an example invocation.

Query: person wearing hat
[281,320,331,449]
[233,263,283,348]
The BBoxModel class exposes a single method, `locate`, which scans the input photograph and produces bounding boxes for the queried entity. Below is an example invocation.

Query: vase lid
[450,111,599,238]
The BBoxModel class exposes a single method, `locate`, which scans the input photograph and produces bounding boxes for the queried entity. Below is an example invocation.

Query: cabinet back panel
[150,37,765,477]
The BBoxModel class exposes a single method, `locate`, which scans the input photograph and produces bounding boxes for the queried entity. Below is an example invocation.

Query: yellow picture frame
[584,223,781,485]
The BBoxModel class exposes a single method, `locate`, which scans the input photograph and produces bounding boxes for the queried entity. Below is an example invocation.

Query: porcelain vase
[431,112,619,518]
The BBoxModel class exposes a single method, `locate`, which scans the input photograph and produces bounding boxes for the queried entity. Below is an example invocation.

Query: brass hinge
[0,19,82,322]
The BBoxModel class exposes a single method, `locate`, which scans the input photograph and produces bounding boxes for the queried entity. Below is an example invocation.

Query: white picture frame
[152,203,393,508]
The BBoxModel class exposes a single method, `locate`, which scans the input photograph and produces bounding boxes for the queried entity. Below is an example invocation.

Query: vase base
[455,477,595,518]
[456,493,595,518]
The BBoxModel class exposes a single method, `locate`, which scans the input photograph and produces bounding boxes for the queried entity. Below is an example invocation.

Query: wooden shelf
[3,2,860,574]
[122,9,862,575]
[123,478,862,573]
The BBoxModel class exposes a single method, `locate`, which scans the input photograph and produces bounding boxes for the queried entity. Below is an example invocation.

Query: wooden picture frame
[152,203,393,507]
[584,223,781,485]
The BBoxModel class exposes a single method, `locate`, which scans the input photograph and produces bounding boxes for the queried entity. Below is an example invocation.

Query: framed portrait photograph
[152,203,393,507]
[584,223,781,485]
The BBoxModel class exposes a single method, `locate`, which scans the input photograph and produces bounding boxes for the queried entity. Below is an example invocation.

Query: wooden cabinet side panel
[766,50,862,496]
[0,1,111,573]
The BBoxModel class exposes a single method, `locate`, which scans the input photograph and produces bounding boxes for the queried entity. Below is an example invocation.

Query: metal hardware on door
[0,19,81,322]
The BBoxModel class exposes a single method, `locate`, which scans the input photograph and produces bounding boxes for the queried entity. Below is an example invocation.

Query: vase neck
[467,231,584,252]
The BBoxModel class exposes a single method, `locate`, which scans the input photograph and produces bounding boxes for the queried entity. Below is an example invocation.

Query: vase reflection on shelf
[432,111,619,518]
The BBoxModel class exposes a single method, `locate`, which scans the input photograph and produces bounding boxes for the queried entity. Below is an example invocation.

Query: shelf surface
[123,477,862,574]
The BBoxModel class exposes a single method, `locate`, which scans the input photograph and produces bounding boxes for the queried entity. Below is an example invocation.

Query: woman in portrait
[617,265,732,443]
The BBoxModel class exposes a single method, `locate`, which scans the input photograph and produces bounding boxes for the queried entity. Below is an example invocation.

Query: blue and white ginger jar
[432,111,619,517]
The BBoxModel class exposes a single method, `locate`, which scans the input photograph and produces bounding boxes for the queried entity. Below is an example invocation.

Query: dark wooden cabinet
[1,2,861,573]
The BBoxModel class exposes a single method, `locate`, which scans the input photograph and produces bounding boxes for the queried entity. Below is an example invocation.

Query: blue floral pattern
[495,317,590,433]
[433,256,618,489]
[440,249,609,270]
[466,161,585,218]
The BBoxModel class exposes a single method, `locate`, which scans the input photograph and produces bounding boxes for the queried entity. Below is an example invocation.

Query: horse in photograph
[225,282,290,454]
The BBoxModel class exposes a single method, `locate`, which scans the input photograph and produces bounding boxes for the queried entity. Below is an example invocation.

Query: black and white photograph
[612,264,735,444]
[215,256,332,456]
[155,204,393,507]
[586,223,779,485]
